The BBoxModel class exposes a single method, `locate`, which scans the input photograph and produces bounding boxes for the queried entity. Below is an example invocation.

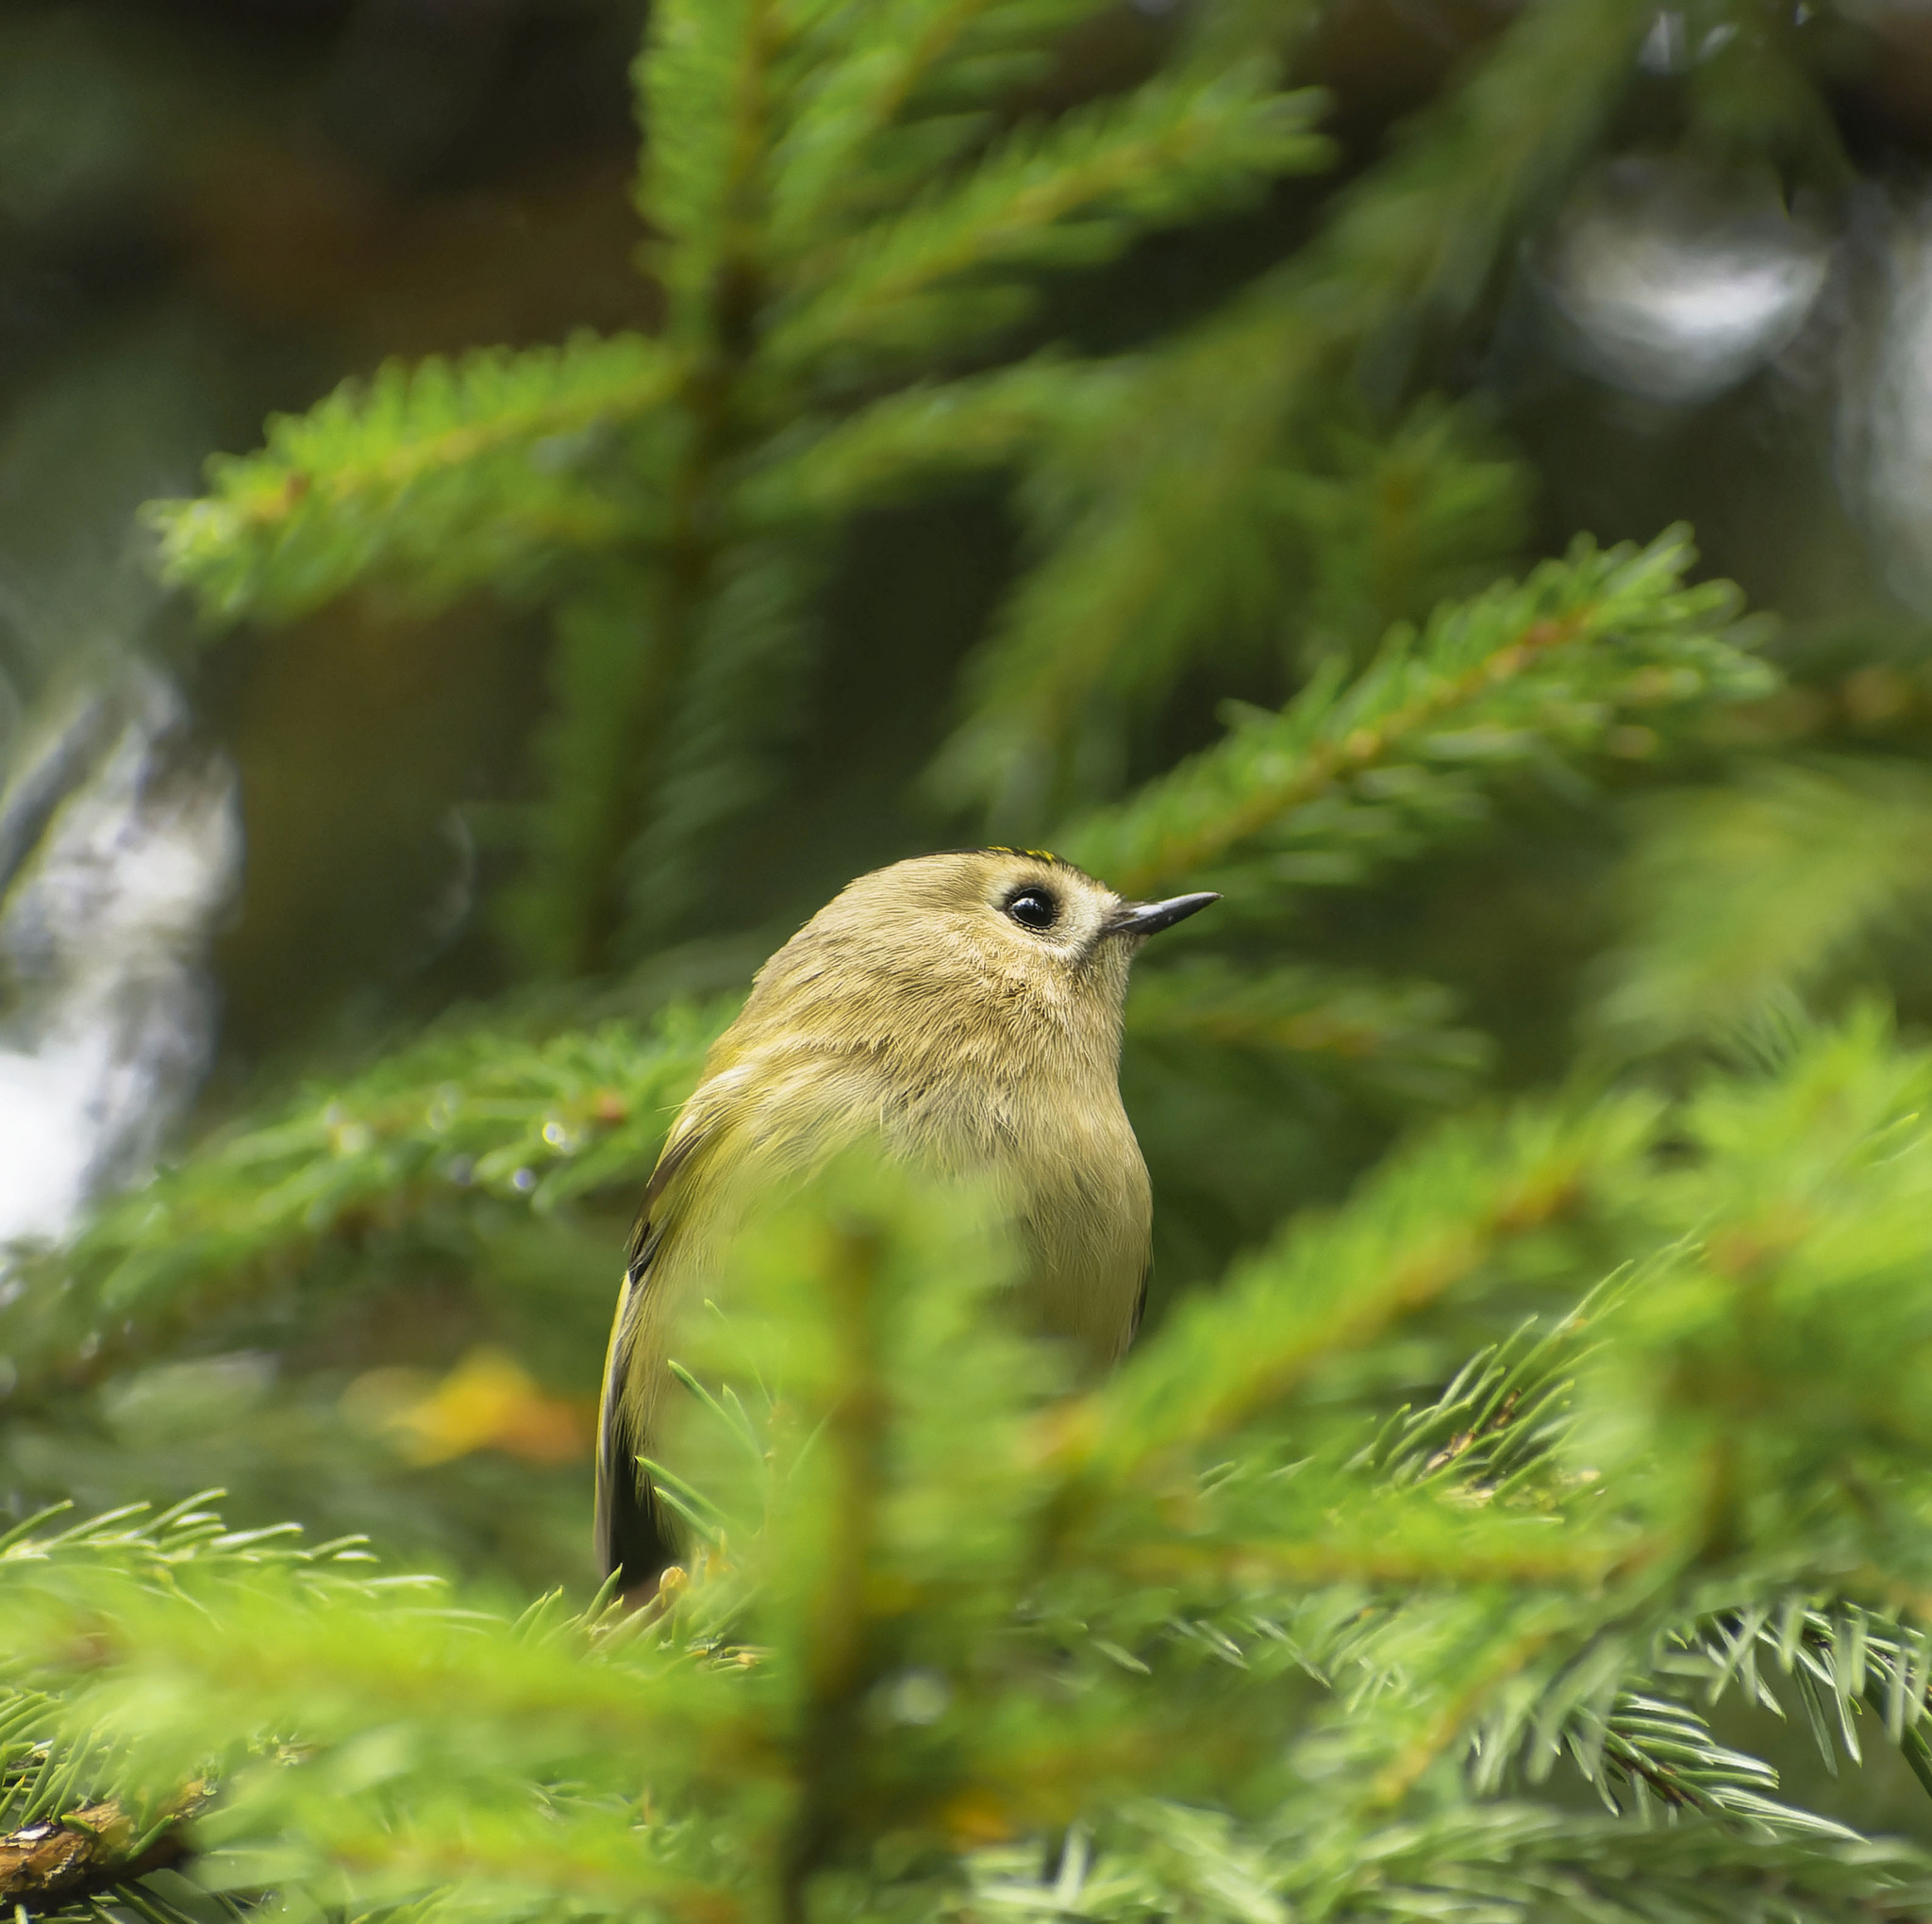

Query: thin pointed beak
[1108,891,1221,937]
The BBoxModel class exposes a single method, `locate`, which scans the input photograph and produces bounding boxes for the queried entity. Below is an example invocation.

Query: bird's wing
[593,1121,711,1586]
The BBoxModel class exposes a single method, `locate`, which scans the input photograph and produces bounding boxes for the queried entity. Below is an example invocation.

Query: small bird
[594,848,1218,1588]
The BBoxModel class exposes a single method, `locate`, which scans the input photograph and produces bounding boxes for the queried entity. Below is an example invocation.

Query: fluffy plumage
[593,849,1215,1586]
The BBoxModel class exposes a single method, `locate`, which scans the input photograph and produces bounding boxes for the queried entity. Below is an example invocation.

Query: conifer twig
[0,1786,208,1910]
[932,0,1658,818]
[1108,607,1591,896]
[779,1219,891,1924]
[1059,531,1761,896]
[147,339,678,620]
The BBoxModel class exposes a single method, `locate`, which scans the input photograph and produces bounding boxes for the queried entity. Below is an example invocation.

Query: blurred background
[10,1,1932,1801]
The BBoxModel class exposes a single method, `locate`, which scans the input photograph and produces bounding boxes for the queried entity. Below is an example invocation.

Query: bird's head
[737,850,1218,1062]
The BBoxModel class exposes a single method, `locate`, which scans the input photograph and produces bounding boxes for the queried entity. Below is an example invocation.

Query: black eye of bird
[1006,888,1058,931]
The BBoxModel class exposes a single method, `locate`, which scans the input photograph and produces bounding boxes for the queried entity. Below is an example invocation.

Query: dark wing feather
[593,1126,708,1587]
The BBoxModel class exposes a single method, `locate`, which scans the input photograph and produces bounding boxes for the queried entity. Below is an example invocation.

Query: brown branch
[0,1785,209,1909]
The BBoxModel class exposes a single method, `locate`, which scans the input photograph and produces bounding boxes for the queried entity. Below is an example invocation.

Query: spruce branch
[558,0,801,970]
[19,1064,1932,1924]
[1355,1290,1615,1502]
[504,559,690,975]
[1126,958,1490,1107]
[931,0,1660,821]
[1268,1804,1932,1924]
[614,542,828,959]
[0,1786,208,1912]
[769,0,1116,247]
[636,0,790,351]
[147,337,679,622]
[1059,1091,1657,1481]
[1058,530,1768,900]
[1688,1603,1932,1802]
[0,1554,714,1793]
[768,60,1329,373]
[741,355,1116,522]
[775,1217,891,1924]
[0,1505,391,1917]
[0,1002,726,1402]
[1268,399,1535,671]
[238,1800,740,1924]
[0,1504,752,1923]
[1111,1502,1643,1594]
[1465,1630,1858,1839]
[1594,755,1932,1053]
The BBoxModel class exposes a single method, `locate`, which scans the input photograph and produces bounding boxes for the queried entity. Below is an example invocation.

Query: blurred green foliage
[14,0,1932,1917]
